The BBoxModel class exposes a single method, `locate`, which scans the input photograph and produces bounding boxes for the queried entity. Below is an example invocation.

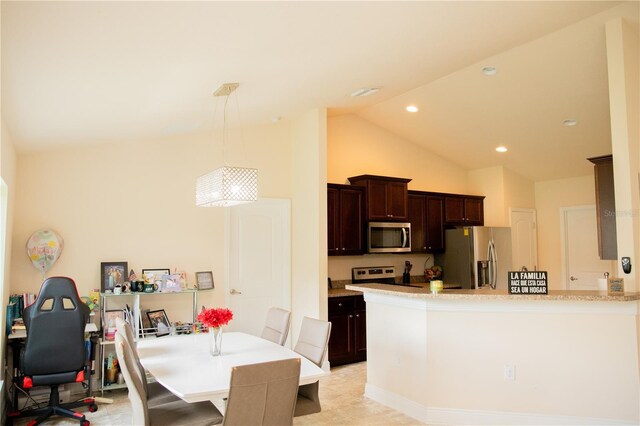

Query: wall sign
[608,277,624,293]
[508,271,548,294]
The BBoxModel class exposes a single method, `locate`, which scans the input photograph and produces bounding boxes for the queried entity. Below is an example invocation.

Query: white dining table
[137,331,328,403]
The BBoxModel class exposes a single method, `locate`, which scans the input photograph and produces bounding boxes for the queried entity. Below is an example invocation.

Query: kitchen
[325,4,638,423]
[326,166,638,424]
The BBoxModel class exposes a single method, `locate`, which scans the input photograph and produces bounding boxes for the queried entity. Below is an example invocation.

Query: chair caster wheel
[88,403,98,413]
[82,420,90,426]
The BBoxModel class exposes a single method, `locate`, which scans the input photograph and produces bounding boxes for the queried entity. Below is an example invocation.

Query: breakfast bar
[346,283,640,425]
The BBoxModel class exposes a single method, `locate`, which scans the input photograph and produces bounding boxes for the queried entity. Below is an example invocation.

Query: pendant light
[196,83,258,207]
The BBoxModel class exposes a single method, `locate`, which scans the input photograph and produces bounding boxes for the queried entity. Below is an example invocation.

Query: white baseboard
[364,383,636,425]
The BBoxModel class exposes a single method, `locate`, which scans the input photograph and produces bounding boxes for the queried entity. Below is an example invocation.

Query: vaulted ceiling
[2,1,637,181]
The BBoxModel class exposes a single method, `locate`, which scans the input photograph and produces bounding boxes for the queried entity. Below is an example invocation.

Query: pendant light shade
[196,166,258,207]
[196,83,258,207]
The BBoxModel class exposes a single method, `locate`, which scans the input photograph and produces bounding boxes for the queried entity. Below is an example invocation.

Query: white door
[510,208,538,271]
[226,198,291,340]
[561,206,613,290]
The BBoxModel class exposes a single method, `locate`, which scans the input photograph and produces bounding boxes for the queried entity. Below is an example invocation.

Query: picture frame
[195,271,214,290]
[142,268,170,283]
[103,309,125,341]
[100,262,128,293]
[146,309,171,337]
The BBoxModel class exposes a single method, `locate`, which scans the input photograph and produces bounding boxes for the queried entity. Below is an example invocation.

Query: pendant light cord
[222,93,230,167]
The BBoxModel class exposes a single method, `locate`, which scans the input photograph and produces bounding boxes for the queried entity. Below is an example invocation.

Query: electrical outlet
[504,364,515,381]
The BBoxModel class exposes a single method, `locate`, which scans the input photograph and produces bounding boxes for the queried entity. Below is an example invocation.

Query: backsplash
[328,253,435,282]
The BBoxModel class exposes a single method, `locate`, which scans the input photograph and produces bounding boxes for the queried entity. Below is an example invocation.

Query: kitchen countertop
[328,288,362,298]
[329,282,460,297]
[346,283,640,301]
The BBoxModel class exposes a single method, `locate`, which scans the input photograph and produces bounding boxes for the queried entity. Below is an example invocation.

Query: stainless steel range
[352,266,397,285]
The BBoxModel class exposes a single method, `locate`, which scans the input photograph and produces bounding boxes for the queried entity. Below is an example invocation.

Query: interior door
[510,208,538,272]
[561,206,614,290]
[226,198,291,341]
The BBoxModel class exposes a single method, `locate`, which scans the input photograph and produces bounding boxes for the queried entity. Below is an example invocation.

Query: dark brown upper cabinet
[348,175,411,221]
[444,195,485,226]
[409,191,445,253]
[588,155,617,260]
[328,184,365,256]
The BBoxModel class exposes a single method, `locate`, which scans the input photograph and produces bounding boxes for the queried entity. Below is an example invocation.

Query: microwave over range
[367,222,411,253]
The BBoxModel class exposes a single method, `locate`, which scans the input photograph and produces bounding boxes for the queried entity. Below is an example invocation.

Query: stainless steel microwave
[367,222,411,253]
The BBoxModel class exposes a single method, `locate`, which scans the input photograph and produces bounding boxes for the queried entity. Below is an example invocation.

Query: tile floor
[11,362,425,425]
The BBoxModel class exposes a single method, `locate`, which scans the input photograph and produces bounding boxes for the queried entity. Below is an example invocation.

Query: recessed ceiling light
[271,116,282,123]
[562,119,578,127]
[496,146,508,153]
[482,66,497,76]
[350,87,380,97]
[406,105,419,113]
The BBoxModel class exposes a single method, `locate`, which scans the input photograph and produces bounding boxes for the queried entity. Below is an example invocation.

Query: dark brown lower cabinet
[328,295,366,366]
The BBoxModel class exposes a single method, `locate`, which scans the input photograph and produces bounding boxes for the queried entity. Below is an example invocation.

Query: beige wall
[468,166,506,226]
[328,114,468,193]
[468,166,535,227]
[503,167,536,218]
[1,121,18,382]
[535,175,596,289]
[606,17,639,291]
[291,109,328,342]
[10,121,295,321]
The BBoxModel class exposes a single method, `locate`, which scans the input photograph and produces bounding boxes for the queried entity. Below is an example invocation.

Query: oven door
[368,222,411,253]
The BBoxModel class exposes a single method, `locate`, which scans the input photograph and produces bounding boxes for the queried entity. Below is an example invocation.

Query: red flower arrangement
[197,307,233,329]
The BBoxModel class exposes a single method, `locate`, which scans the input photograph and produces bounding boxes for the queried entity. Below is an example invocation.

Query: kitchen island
[346,283,640,425]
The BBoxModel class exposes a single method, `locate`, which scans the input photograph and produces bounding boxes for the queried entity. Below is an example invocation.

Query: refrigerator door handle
[488,240,498,289]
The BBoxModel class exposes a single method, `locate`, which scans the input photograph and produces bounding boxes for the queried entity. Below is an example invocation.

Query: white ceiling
[2,1,637,181]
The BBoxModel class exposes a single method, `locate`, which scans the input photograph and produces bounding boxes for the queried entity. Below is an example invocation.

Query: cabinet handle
[349,315,353,318]
[335,247,339,250]
[342,248,345,251]
[338,303,342,307]
[356,314,360,317]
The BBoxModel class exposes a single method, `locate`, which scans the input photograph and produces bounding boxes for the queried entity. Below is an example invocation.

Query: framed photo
[100,262,128,293]
[147,309,171,337]
[142,268,170,283]
[103,309,125,341]
[196,271,214,290]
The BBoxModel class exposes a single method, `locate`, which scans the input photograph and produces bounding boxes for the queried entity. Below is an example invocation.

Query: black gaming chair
[11,277,97,425]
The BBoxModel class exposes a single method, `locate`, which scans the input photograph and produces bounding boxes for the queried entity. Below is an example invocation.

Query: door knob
[230,289,242,294]
[570,276,578,281]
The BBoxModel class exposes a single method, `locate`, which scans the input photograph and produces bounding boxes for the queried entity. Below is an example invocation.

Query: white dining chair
[293,316,332,417]
[260,307,291,346]
[115,332,223,425]
[115,318,181,408]
[222,358,301,426]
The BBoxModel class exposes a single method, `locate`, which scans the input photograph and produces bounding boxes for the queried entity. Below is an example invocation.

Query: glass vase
[209,327,223,356]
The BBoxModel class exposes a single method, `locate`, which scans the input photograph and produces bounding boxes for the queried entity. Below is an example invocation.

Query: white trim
[365,383,636,425]
[363,291,639,315]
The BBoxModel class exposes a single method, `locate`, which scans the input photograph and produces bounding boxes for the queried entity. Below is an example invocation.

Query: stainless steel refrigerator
[434,227,512,290]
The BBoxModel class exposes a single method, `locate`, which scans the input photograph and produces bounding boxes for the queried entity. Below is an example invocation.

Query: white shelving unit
[99,289,208,393]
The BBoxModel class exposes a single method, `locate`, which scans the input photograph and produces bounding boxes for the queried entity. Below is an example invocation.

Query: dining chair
[115,318,181,407]
[222,358,301,426]
[115,333,223,425]
[260,307,291,346]
[293,316,332,417]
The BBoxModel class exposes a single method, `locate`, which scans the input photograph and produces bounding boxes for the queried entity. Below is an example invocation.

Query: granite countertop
[328,288,362,298]
[345,283,640,302]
